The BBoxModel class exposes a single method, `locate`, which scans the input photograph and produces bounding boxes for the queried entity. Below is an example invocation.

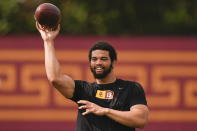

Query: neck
[95,71,116,84]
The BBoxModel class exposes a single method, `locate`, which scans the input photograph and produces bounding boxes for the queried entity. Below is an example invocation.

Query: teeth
[96,67,103,71]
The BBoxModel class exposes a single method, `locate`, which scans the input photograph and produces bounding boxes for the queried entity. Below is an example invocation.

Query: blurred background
[1,0,197,35]
[0,0,197,131]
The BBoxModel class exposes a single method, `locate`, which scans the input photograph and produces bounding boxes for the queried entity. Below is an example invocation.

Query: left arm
[106,104,148,128]
[78,100,149,128]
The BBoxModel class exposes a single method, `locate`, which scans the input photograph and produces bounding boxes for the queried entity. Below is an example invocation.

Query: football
[34,3,61,29]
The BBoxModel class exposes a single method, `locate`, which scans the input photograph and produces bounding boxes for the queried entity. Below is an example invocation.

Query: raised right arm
[36,22,75,99]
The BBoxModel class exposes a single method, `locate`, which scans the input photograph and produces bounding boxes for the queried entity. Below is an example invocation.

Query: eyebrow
[91,56,108,58]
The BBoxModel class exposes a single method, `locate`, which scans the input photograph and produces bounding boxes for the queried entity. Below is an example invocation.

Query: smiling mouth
[95,67,104,73]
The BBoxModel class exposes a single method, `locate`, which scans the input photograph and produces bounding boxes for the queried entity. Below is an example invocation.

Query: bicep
[52,74,75,99]
[130,104,149,123]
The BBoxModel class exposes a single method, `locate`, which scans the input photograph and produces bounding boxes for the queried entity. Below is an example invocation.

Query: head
[88,41,117,79]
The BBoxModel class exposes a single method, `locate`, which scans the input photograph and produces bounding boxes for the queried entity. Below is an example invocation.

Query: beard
[90,64,113,79]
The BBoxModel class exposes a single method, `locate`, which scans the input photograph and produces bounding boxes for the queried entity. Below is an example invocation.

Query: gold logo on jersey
[96,90,114,99]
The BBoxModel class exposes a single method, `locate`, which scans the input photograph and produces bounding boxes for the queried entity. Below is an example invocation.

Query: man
[36,22,149,131]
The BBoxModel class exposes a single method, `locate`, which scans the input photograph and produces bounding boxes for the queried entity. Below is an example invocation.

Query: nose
[95,59,102,65]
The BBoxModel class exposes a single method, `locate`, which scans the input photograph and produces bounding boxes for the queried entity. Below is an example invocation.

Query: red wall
[0,35,197,131]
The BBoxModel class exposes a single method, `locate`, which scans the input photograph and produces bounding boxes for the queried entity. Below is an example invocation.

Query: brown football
[34,3,61,28]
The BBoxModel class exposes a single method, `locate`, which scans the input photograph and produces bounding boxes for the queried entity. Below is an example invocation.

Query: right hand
[35,21,60,42]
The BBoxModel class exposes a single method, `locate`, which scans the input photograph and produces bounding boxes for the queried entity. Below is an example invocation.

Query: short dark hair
[88,41,117,62]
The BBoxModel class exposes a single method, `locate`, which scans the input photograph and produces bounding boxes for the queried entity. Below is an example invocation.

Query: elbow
[138,116,149,129]
[138,121,148,129]
[134,106,149,129]
[126,116,148,129]
[48,76,60,87]
[47,73,60,84]
[51,79,58,86]
[50,78,61,88]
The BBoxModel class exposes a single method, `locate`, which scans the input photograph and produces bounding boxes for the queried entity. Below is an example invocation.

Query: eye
[91,57,97,61]
[101,57,108,61]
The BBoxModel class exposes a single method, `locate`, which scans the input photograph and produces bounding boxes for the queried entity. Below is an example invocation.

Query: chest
[85,87,131,111]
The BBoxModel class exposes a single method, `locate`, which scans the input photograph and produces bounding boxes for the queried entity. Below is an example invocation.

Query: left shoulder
[117,79,144,92]
[117,79,142,87]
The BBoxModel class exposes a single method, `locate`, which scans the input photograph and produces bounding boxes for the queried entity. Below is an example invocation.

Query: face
[90,50,113,79]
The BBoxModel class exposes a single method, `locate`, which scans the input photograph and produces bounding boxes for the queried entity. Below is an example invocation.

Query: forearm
[43,40,75,98]
[44,40,62,81]
[36,23,75,98]
[78,100,148,128]
[105,106,148,128]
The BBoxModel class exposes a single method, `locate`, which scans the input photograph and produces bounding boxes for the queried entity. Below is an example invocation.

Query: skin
[90,49,116,84]
[36,21,149,129]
